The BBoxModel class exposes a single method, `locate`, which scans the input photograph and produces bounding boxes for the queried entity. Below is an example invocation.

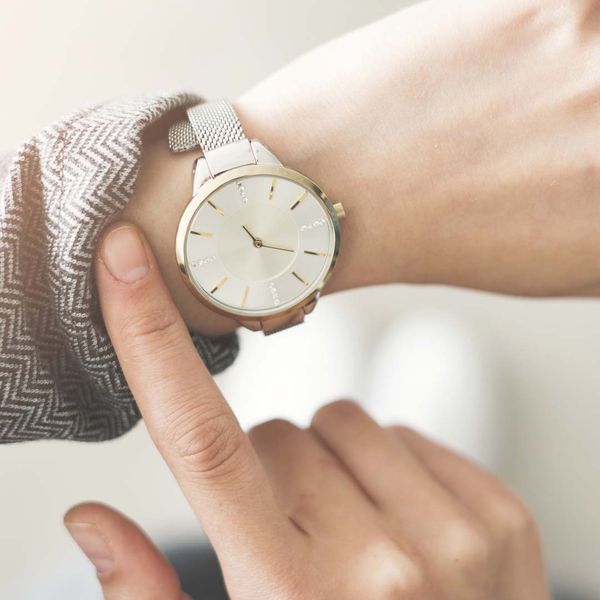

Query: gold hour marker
[292,271,308,287]
[290,190,308,211]
[241,286,250,308]
[210,276,228,294]
[304,250,326,257]
[191,230,213,237]
[268,177,276,200]
[207,200,224,216]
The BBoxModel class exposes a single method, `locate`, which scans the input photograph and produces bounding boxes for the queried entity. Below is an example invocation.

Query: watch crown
[333,202,346,220]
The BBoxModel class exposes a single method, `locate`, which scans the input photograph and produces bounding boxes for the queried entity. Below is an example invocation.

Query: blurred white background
[0,0,599,598]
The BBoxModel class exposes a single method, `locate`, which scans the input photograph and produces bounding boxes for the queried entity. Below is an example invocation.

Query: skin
[61,0,600,594]
[64,223,549,599]
[124,0,600,337]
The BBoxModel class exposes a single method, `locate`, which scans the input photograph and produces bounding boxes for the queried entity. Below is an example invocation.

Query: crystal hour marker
[191,230,213,237]
[191,255,217,268]
[304,250,326,256]
[237,181,249,204]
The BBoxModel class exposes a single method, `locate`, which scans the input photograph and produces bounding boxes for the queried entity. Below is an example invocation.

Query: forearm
[122,110,423,337]
[237,0,600,298]
[122,11,439,336]
[235,8,440,295]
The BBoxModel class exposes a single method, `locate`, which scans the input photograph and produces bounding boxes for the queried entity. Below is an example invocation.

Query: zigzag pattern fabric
[0,93,239,443]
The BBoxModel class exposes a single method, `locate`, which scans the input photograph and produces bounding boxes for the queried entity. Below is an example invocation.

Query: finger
[311,401,472,541]
[312,401,508,592]
[64,502,185,600]
[390,426,550,598]
[248,419,378,537]
[388,426,534,539]
[95,223,290,557]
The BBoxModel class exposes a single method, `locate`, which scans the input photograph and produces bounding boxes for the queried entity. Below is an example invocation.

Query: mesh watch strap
[168,99,308,334]
[168,100,246,153]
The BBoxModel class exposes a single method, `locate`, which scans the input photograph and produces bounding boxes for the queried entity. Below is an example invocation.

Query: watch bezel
[176,163,341,321]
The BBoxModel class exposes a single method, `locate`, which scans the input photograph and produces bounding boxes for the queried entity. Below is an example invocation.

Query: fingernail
[65,522,115,576]
[100,225,150,284]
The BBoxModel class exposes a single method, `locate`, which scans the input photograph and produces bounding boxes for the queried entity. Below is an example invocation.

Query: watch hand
[260,242,296,253]
[242,225,258,243]
[243,226,294,252]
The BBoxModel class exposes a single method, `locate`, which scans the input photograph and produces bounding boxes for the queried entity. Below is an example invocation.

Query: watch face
[178,166,339,318]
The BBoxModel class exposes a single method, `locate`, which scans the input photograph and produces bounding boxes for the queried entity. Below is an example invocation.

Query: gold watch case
[176,163,342,324]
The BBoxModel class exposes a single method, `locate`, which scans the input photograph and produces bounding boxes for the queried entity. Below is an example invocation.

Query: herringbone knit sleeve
[0,93,239,443]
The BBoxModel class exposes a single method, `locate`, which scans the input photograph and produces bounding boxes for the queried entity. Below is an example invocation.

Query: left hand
[125,1,600,340]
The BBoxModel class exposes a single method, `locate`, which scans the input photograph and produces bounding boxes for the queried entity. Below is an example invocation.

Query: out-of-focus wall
[0,1,598,597]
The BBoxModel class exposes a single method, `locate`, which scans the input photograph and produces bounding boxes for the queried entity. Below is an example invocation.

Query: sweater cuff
[0,93,238,443]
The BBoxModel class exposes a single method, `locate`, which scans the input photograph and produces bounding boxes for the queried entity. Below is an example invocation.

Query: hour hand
[242,225,258,243]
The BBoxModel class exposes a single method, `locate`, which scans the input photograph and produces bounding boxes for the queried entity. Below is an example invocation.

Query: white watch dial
[184,173,337,317]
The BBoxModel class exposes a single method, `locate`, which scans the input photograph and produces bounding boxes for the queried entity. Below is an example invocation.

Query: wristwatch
[168,100,345,335]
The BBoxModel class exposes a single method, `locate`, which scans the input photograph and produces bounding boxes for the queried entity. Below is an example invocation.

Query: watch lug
[204,139,256,177]
[192,157,212,195]
[251,140,282,166]
[192,140,281,196]
[302,296,319,316]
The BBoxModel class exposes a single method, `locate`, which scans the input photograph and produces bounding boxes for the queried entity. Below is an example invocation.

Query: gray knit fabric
[0,93,239,443]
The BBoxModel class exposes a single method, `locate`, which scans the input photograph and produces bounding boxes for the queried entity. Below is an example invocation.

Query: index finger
[95,222,289,557]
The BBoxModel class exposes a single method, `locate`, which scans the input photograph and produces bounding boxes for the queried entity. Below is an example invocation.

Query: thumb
[64,502,189,600]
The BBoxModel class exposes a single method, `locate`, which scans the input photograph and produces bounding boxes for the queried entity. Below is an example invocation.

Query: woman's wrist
[241,0,600,300]
[234,13,458,295]
[235,98,435,296]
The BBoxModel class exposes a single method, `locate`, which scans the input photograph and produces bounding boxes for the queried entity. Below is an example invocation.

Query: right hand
[64,223,549,599]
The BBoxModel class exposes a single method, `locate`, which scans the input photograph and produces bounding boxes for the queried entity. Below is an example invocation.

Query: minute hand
[260,242,295,253]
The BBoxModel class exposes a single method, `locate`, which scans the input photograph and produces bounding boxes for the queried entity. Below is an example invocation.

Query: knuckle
[315,537,425,600]
[368,541,425,598]
[119,302,180,349]
[162,405,245,479]
[490,494,540,544]
[378,564,425,598]
[436,517,493,573]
